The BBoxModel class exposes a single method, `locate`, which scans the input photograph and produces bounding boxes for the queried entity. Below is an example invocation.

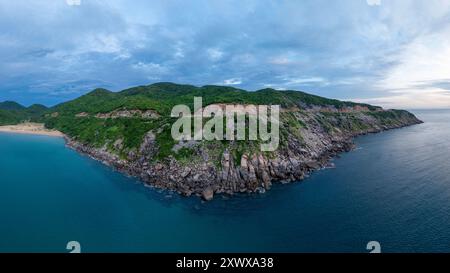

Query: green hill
[40,82,416,161]
[0,102,48,125]
[0,101,26,111]
[50,82,381,116]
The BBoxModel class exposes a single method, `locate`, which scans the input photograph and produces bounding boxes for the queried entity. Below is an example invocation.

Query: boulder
[201,187,214,201]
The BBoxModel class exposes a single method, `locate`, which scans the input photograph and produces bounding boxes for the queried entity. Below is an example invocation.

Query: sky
[1,0,450,109]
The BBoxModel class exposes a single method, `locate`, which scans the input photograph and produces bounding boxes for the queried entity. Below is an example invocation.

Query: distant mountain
[26,104,49,117]
[0,101,26,111]
[0,101,48,125]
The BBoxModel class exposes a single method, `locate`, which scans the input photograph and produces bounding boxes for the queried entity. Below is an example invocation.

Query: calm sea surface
[1,109,450,253]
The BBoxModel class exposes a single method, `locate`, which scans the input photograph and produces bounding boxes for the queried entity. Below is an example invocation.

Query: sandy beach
[0,123,64,137]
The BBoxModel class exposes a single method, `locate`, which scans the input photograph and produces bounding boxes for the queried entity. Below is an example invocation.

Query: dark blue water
[1,110,450,253]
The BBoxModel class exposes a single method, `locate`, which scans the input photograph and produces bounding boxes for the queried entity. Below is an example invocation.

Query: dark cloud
[0,0,449,107]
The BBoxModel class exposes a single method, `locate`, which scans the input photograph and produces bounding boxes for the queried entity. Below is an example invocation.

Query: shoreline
[0,123,64,137]
[65,118,423,200]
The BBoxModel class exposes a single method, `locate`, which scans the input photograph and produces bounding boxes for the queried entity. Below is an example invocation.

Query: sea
[1,109,449,253]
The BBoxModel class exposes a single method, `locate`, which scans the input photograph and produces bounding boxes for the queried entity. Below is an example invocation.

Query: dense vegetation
[38,83,382,158]
[1,82,417,163]
[0,101,48,125]
[50,83,381,116]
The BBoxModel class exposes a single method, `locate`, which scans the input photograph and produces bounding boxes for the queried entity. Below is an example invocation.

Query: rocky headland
[0,83,423,201]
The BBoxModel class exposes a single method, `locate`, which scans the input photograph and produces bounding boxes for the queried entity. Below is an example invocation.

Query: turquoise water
[1,110,450,253]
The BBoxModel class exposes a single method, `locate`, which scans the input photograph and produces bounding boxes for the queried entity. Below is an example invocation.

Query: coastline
[0,109,423,201]
[0,123,64,137]
[64,116,423,200]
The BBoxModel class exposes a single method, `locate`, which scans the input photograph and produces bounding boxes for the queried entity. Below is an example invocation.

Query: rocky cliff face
[64,107,422,201]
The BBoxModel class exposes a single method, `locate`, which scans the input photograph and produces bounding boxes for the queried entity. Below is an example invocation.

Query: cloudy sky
[1,0,450,108]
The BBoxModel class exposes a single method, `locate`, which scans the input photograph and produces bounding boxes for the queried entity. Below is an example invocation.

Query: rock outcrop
[94,109,160,119]
[64,107,422,201]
